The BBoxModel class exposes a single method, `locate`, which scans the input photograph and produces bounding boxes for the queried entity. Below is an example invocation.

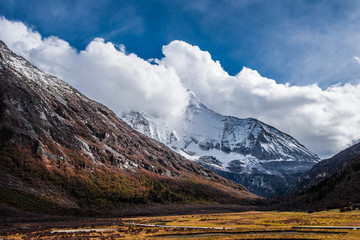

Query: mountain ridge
[0,40,259,213]
[296,141,360,192]
[282,142,360,211]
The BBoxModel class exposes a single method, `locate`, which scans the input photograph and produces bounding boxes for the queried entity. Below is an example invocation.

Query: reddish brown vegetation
[0,41,259,214]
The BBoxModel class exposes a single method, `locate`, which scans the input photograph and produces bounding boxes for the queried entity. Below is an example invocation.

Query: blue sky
[1,0,360,157]
[2,0,360,87]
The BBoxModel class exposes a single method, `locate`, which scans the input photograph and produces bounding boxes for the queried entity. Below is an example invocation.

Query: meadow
[1,209,359,239]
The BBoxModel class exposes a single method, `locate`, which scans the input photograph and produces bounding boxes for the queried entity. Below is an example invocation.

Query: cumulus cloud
[1,17,360,158]
[160,40,360,157]
[0,17,189,119]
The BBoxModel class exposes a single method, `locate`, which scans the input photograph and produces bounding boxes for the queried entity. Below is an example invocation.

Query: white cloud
[354,56,360,64]
[1,17,360,158]
[74,38,189,118]
[0,17,189,119]
[160,41,360,157]
[0,17,42,58]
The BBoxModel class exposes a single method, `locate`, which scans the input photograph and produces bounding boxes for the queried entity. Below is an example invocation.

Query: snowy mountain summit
[122,91,320,197]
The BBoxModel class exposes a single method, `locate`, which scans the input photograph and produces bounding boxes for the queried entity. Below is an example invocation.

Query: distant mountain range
[122,92,320,197]
[0,41,259,214]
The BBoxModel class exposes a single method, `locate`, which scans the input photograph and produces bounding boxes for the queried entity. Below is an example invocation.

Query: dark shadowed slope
[297,142,360,191]
[282,142,360,211]
[0,41,260,214]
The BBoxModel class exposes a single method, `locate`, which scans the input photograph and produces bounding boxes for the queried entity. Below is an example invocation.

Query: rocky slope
[297,142,360,191]
[283,142,360,211]
[0,41,259,213]
[122,92,320,197]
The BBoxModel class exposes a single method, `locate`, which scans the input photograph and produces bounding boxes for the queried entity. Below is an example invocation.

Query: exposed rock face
[0,41,259,211]
[122,92,320,197]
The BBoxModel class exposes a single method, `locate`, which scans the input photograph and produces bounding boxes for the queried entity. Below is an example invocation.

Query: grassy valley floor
[1,208,360,239]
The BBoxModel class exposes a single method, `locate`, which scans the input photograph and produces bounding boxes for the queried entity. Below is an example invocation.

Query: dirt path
[50,227,114,233]
[294,226,360,230]
[126,222,233,230]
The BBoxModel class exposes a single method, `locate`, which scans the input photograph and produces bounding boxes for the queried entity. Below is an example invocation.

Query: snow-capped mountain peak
[122,92,320,196]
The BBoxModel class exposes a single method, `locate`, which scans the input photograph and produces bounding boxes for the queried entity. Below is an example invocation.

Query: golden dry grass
[1,209,360,239]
